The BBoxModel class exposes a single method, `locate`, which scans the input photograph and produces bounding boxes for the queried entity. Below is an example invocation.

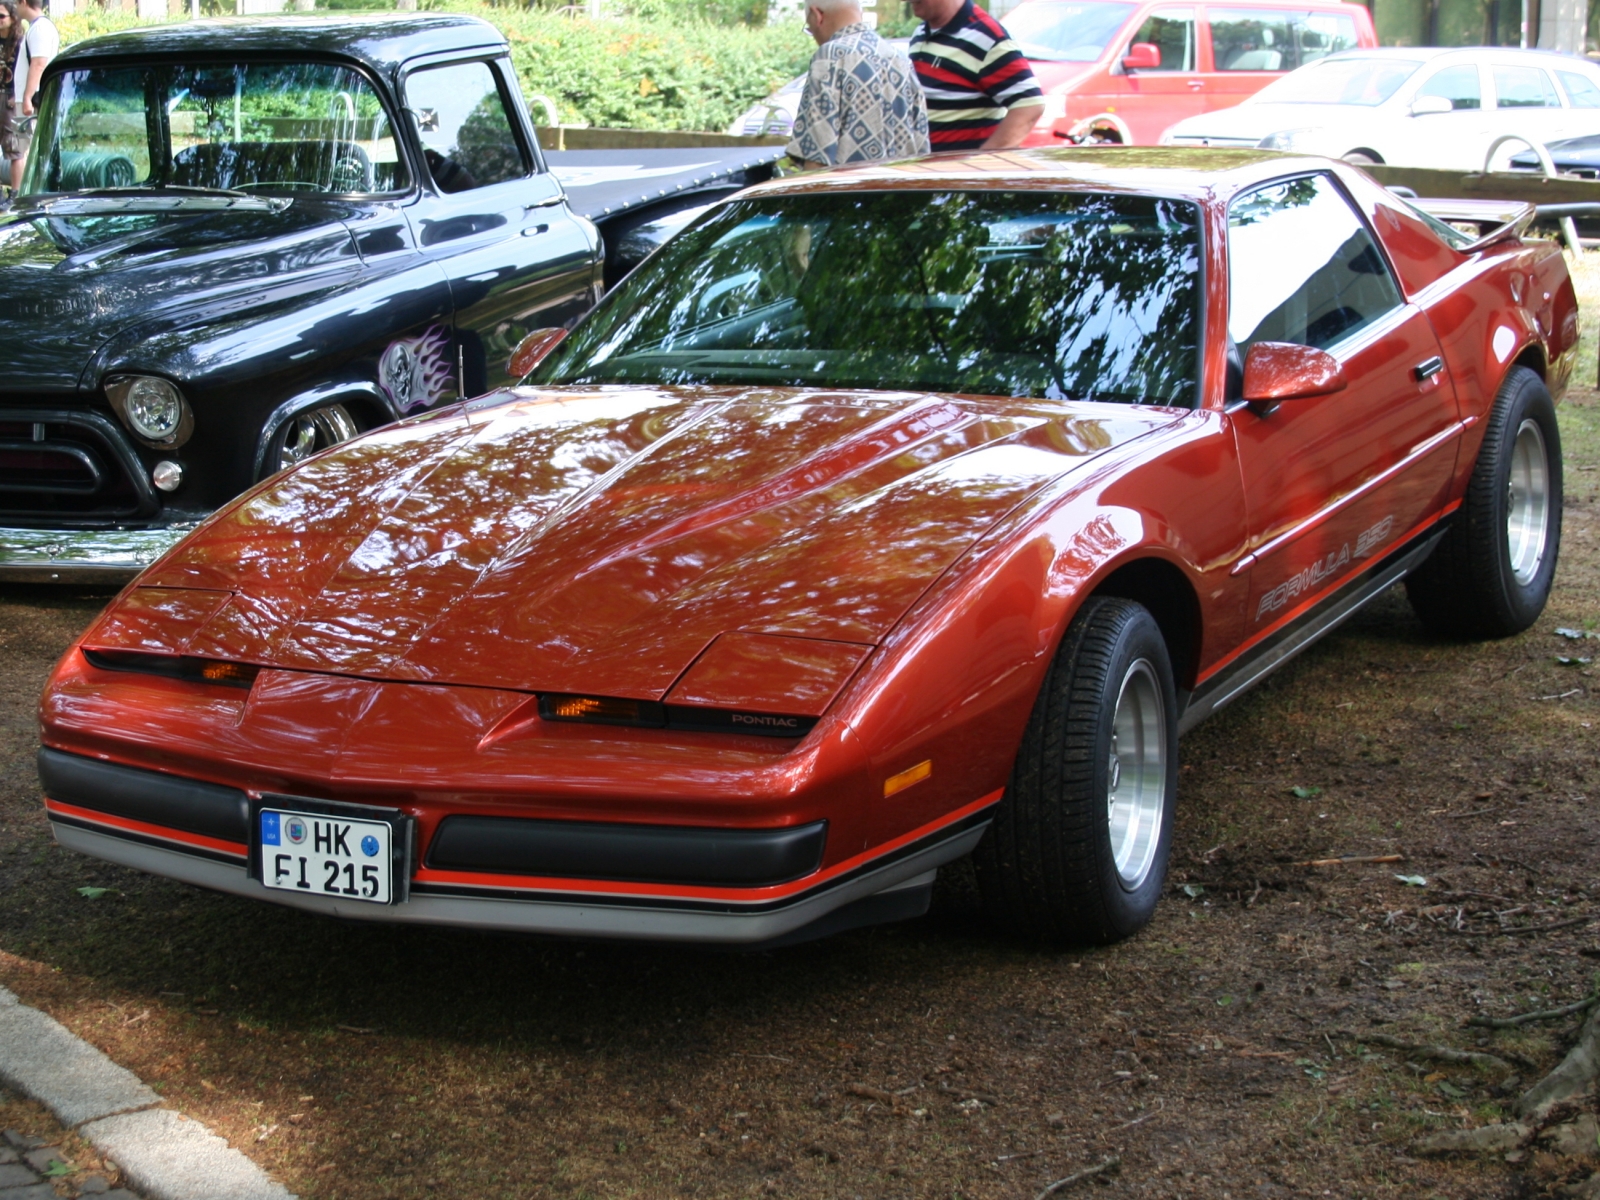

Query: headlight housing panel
[106,375,194,448]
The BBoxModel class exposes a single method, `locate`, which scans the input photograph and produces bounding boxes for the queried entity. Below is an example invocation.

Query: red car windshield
[535,190,1203,407]
[1003,1,1138,63]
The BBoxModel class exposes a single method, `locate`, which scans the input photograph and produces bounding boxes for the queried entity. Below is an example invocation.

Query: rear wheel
[973,597,1178,944]
[1406,366,1563,638]
[266,403,361,475]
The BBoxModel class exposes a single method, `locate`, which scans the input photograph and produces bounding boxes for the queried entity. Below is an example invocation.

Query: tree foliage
[57,4,812,134]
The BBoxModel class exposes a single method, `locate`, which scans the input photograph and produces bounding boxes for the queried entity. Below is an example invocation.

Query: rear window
[1559,70,1600,107]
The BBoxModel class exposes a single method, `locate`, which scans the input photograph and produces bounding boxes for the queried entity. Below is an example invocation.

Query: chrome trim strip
[1179,526,1447,736]
[0,524,192,583]
[51,819,988,944]
[1231,420,1465,576]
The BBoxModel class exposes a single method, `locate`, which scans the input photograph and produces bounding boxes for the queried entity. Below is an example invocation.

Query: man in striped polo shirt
[909,0,1044,152]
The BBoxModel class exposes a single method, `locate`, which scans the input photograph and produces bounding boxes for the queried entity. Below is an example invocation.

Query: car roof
[748,146,1324,206]
[52,14,506,78]
[1315,44,1596,66]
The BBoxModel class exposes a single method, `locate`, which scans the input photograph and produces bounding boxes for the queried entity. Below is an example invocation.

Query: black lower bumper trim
[38,747,250,844]
[426,813,828,887]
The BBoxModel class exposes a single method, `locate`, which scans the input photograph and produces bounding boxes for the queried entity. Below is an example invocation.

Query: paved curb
[0,986,293,1200]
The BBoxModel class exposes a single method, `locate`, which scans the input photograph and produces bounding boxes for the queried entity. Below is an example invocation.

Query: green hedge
[493,8,811,129]
[57,4,813,133]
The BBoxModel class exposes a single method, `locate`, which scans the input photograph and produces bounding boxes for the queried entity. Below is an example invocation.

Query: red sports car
[37,150,1574,946]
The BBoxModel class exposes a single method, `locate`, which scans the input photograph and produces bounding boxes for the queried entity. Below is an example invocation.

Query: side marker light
[884,759,932,798]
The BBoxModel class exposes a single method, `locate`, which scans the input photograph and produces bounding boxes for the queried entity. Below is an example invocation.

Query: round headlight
[124,377,184,441]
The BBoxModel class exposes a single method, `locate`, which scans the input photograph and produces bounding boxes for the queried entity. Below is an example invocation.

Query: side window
[404,60,529,193]
[1296,13,1358,65]
[1415,63,1482,110]
[1493,65,1560,108]
[1228,175,1402,353]
[1127,9,1195,71]
[1209,8,1292,72]
[1558,70,1600,107]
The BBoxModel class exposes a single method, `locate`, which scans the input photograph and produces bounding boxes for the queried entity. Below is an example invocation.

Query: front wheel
[266,403,361,476]
[1405,366,1563,638]
[973,597,1178,944]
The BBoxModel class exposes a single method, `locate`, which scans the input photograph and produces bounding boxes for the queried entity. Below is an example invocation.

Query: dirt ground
[1,304,1598,1200]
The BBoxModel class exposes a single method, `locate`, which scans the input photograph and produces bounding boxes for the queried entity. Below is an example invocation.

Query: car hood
[0,201,358,391]
[1167,103,1367,141]
[105,385,1182,698]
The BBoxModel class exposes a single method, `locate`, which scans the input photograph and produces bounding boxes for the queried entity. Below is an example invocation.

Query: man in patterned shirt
[786,0,929,169]
[909,0,1044,151]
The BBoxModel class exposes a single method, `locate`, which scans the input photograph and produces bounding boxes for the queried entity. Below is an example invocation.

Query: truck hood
[99,385,1182,698]
[0,201,358,391]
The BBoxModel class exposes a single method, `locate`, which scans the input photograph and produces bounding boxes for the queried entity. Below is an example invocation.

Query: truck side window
[1209,9,1292,72]
[1415,63,1482,110]
[405,60,529,193]
[1128,9,1194,71]
[1228,174,1402,353]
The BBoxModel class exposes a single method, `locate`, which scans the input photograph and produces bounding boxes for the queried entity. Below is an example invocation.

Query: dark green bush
[61,4,813,134]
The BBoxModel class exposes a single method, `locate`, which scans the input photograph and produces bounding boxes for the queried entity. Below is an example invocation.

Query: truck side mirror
[1122,43,1161,71]
[1409,95,1454,116]
[1241,341,1346,408]
[508,327,569,380]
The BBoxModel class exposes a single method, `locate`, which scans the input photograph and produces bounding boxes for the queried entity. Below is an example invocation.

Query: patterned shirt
[911,0,1044,151]
[787,23,930,167]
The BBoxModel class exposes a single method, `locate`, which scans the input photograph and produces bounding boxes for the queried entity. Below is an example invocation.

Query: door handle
[1413,356,1445,382]
[1187,80,1205,89]
[524,195,564,211]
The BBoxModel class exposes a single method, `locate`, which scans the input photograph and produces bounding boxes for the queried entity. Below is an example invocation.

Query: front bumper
[41,748,998,945]
[0,524,193,583]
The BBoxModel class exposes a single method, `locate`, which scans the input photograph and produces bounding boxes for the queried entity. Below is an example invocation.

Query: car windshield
[1251,55,1423,106]
[22,60,407,198]
[1002,1,1138,62]
[533,190,1201,406]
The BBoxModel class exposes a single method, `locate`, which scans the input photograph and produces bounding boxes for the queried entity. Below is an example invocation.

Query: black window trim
[1222,169,1407,409]
[397,52,544,197]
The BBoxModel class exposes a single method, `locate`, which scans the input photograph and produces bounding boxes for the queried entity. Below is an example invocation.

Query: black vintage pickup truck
[0,14,778,580]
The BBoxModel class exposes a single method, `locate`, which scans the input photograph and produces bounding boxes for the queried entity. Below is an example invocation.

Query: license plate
[252,798,410,905]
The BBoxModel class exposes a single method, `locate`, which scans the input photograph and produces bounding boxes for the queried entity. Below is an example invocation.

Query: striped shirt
[910,0,1044,152]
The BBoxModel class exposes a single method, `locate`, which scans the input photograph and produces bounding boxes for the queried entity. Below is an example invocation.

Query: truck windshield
[22,61,407,197]
[1251,55,1422,106]
[533,190,1201,407]
[1003,1,1137,62]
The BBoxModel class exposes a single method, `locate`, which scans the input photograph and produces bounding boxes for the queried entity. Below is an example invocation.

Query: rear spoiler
[1402,196,1536,251]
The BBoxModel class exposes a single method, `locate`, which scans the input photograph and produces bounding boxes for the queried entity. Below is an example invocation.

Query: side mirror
[508,327,569,380]
[1409,95,1454,117]
[1122,42,1161,71]
[1241,341,1346,406]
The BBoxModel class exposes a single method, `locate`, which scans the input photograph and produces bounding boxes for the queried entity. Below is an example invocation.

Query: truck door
[400,55,599,397]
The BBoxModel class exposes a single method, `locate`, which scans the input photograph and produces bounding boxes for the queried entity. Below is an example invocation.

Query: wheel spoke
[1506,417,1549,586]
[1108,658,1166,890]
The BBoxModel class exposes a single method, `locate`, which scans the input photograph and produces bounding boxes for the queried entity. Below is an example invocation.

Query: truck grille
[0,413,156,520]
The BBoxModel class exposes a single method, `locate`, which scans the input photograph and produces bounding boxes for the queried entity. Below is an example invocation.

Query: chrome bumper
[0,525,193,584]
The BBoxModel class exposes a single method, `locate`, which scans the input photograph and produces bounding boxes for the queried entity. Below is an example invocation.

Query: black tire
[1406,366,1563,638]
[973,596,1178,944]
[1342,150,1381,165]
